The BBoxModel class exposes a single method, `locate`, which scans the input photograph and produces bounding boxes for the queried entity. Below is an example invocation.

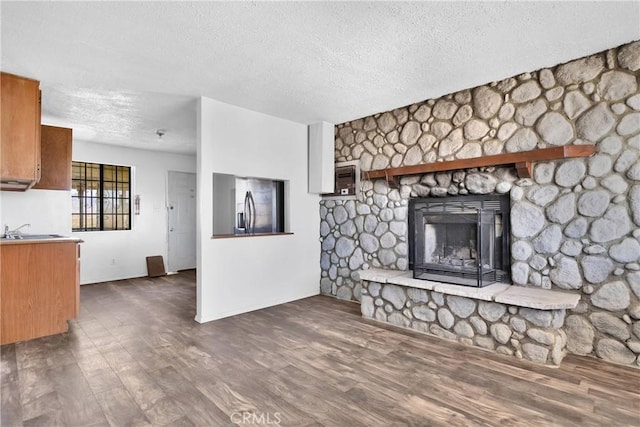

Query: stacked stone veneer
[361,281,567,365]
[319,41,640,367]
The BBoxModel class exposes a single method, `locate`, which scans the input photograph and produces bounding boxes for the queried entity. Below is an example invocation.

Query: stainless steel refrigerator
[235,177,284,234]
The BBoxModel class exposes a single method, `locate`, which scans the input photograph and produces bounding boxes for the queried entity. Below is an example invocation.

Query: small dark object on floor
[146,255,166,277]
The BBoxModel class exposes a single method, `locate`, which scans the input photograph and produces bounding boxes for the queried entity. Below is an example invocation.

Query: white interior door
[168,171,197,272]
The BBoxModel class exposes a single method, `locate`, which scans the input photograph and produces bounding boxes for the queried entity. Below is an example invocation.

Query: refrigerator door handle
[248,191,256,234]
[244,191,256,234]
[244,191,251,234]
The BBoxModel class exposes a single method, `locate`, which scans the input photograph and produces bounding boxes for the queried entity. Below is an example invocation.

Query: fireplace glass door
[414,209,497,287]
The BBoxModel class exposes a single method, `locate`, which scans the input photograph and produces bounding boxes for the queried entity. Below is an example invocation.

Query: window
[212,173,288,237]
[72,162,131,231]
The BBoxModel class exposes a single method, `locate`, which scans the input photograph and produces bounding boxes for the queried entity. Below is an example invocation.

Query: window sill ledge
[211,232,294,239]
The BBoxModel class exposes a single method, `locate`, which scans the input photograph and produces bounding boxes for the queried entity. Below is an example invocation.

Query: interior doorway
[167,171,197,272]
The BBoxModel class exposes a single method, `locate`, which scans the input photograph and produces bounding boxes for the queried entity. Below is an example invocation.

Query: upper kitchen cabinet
[1,72,42,191]
[33,125,72,190]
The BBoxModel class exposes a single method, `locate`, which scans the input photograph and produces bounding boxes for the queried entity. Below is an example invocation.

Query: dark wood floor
[1,271,639,426]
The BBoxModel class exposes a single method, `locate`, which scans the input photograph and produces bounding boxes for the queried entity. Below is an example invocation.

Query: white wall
[197,97,320,323]
[73,141,196,284]
[1,189,72,235]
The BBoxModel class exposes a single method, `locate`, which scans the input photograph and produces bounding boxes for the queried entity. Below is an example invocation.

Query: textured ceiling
[2,2,639,154]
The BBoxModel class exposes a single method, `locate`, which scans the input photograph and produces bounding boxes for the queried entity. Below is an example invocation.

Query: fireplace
[408,194,511,287]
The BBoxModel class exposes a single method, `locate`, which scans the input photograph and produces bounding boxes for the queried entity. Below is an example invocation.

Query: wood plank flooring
[2,270,639,426]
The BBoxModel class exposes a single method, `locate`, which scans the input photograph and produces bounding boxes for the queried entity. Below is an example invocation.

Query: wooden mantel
[362,145,596,185]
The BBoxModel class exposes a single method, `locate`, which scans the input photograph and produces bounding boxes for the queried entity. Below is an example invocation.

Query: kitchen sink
[1,234,65,240]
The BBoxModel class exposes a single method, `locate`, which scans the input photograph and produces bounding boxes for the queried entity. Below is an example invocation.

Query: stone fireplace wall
[319,41,640,367]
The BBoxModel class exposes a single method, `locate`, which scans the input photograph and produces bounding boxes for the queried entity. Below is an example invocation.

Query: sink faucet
[4,223,30,239]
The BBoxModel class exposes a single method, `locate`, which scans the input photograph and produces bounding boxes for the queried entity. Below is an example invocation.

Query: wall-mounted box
[308,121,334,194]
[322,160,360,200]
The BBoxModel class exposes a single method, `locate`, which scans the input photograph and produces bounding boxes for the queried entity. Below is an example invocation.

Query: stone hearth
[359,268,579,365]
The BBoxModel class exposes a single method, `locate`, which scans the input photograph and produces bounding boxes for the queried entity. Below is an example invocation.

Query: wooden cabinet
[0,240,81,345]
[0,74,71,191]
[33,125,72,190]
[1,74,72,191]
[0,72,42,191]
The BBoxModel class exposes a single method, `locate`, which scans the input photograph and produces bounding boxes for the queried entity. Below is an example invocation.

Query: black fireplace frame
[408,194,511,287]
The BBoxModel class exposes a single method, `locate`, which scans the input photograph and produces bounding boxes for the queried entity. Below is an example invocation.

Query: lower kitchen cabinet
[1,239,81,345]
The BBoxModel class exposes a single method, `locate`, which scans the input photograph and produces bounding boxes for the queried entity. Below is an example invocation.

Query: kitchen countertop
[0,236,83,245]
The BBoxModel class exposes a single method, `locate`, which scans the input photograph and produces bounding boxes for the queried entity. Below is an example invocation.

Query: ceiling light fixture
[156,129,166,140]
